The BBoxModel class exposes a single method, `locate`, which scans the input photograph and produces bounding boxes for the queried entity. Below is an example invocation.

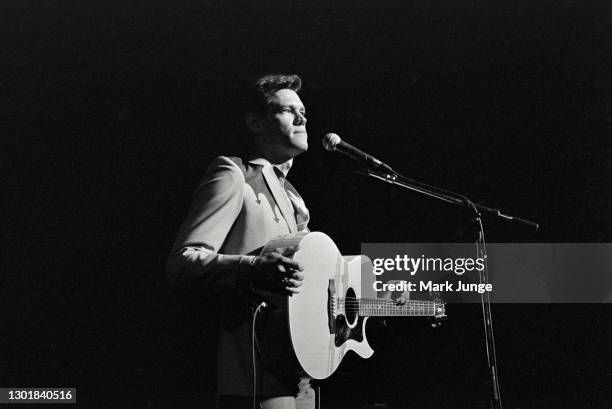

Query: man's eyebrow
[281,104,306,111]
[279,104,306,112]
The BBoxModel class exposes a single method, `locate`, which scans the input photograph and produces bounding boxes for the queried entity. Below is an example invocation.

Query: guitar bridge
[327,279,336,334]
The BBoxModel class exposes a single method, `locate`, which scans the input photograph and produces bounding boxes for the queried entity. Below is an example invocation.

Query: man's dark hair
[246,74,302,117]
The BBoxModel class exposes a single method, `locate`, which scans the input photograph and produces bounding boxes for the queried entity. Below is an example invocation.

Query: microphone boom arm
[361,168,539,229]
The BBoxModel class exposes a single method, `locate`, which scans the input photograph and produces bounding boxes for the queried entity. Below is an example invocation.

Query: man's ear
[245,113,263,134]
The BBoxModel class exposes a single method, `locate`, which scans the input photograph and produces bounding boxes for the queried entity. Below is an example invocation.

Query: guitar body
[255,232,374,380]
[255,232,444,380]
[290,232,375,379]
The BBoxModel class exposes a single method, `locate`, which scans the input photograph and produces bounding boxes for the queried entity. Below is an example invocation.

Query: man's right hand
[251,248,304,295]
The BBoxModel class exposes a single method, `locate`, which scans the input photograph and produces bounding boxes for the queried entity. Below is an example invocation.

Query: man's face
[258,88,308,160]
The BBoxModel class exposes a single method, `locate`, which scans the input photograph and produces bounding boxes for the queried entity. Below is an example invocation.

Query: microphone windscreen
[322,133,341,151]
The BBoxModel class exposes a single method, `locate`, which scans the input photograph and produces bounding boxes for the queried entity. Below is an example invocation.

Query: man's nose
[294,112,307,125]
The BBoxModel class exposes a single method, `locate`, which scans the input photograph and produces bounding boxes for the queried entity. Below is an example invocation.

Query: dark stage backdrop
[3,1,611,408]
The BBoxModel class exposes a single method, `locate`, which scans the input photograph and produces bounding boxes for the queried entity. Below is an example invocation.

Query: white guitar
[254,232,446,380]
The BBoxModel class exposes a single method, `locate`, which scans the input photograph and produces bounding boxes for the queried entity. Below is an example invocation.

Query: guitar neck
[345,298,444,317]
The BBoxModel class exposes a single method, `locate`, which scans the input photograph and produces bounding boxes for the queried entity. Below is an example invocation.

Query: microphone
[322,133,394,172]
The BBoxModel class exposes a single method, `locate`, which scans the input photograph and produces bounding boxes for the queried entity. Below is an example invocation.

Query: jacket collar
[247,157,293,177]
[247,157,297,233]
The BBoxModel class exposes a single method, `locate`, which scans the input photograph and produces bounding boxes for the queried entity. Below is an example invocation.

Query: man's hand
[395,290,411,305]
[251,247,304,295]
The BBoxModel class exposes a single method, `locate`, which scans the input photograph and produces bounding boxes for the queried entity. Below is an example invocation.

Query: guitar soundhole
[344,288,357,325]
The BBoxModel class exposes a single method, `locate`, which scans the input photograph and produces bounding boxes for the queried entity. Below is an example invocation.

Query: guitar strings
[336,298,439,315]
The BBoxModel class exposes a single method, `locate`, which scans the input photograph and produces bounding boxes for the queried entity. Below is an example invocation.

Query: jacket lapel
[261,165,297,233]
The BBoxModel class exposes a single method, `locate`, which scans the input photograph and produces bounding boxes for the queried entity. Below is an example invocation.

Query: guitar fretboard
[338,298,443,317]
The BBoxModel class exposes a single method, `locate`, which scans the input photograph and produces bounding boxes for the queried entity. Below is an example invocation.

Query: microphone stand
[361,167,539,409]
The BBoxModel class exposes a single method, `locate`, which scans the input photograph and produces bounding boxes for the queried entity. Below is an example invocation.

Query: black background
[3,0,611,408]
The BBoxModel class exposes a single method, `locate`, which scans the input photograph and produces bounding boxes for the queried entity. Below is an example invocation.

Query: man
[166,74,315,409]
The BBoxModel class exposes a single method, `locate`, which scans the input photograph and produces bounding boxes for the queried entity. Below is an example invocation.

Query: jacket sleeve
[165,156,254,297]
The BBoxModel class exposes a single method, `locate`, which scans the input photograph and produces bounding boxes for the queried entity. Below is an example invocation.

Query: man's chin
[292,134,308,153]
[295,141,308,153]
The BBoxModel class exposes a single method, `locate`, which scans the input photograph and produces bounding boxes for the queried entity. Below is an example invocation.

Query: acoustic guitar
[254,232,446,380]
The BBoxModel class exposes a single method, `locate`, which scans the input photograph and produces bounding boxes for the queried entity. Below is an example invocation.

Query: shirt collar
[248,157,293,177]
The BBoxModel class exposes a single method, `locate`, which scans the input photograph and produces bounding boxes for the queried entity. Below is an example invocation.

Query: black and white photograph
[4,1,611,408]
